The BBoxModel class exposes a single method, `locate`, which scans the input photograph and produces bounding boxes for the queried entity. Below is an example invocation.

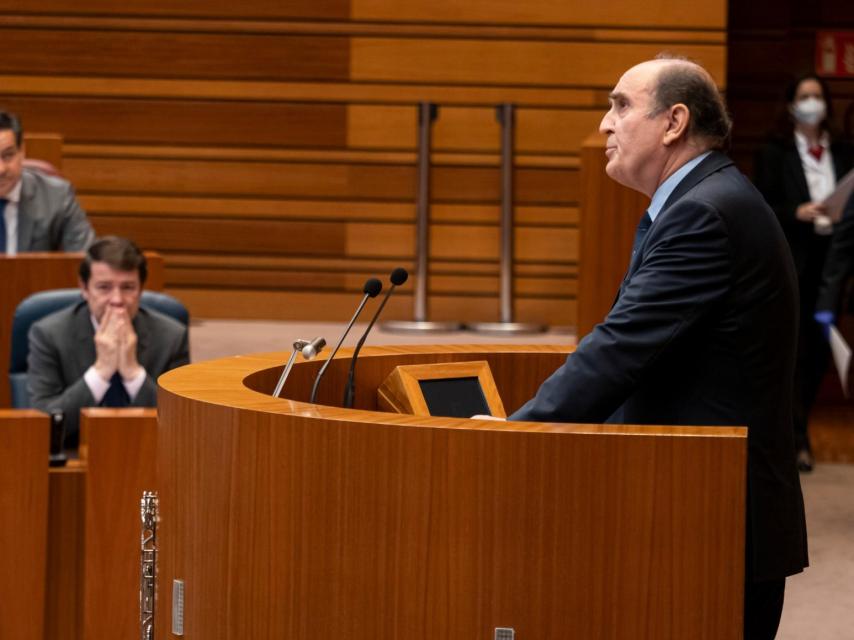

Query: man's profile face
[0,129,24,198]
[599,62,671,197]
[80,261,142,323]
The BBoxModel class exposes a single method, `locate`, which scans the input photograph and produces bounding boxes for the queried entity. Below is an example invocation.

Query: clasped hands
[93,306,143,382]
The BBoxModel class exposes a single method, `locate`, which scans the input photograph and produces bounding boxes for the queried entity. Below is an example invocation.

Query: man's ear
[663,103,690,145]
[78,278,88,297]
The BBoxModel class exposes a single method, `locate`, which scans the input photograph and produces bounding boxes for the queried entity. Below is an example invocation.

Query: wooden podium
[157,345,747,640]
[0,252,165,406]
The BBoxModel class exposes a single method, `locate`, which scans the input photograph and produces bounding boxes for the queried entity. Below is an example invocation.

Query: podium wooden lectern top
[157,344,747,640]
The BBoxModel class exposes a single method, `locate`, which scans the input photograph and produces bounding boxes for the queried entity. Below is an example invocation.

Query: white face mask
[791,97,827,126]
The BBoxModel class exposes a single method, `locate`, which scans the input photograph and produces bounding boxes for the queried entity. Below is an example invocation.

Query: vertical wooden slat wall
[0,1,726,325]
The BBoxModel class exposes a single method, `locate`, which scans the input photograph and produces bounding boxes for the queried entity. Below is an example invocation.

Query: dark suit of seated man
[509,55,807,640]
[0,110,95,253]
[28,236,189,448]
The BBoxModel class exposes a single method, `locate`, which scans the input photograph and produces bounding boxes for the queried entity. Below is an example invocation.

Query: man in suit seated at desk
[0,110,95,254]
[28,236,189,448]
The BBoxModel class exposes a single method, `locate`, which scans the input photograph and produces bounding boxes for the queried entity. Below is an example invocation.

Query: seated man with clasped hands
[28,236,189,448]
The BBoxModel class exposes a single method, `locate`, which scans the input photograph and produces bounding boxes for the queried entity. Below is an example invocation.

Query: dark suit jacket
[510,152,808,582]
[817,210,854,312]
[17,168,95,251]
[753,136,854,314]
[27,301,190,447]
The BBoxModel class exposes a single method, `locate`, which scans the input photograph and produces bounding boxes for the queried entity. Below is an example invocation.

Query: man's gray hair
[649,53,732,150]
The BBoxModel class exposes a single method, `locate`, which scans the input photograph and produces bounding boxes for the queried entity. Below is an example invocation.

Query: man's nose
[599,111,613,135]
[109,288,124,304]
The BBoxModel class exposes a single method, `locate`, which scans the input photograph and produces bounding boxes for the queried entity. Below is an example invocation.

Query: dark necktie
[0,198,7,254]
[100,372,130,407]
[632,211,652,257]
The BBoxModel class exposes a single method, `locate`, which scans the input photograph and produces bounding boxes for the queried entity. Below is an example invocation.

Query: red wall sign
[816,31,854,78]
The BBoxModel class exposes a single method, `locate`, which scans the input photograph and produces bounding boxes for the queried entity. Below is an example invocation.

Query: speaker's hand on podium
[471,414,505,421]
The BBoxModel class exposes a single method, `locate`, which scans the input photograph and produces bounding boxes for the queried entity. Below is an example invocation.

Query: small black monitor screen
[418,376,490,418]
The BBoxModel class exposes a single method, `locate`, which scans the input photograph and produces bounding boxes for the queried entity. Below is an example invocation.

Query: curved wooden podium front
[157,345,746,640]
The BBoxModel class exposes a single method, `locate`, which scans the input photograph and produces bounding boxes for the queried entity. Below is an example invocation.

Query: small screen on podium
[418,376,491,418]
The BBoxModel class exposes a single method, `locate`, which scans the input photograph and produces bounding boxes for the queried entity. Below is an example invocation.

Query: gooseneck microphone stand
[309,278,382,404]
[342,267,409,408]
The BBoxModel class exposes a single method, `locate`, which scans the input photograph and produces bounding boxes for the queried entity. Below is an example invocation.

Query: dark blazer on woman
[510,152,808,583]
[754,136,854,298]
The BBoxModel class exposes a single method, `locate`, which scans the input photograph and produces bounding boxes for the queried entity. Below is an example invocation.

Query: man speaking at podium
[510,56,807,640]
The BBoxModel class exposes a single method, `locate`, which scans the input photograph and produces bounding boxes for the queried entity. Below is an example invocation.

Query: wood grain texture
[8,97,347,148]
[0,253,163,407]
[0,28,349,81]
[347,105,605,154]
[0,74,605,107]
[168,288,575,324]
[65,157,576,203]
[45,462,85,640]
[352,0,726,29]
[351,39,726,88]
[80,409,158,640]
[0,1,726,326]
[0,0,348,18]
[79,195,578,225]
[23,133,64,171]
[156,345,745,640]
[0,411,49,640]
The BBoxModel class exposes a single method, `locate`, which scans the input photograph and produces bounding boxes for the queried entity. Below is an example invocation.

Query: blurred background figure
[0,111,94,254]
[754,74,854,472]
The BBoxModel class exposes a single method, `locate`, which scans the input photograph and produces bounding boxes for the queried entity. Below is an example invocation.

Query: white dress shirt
[2,179,22,254]
[794,130,836,202]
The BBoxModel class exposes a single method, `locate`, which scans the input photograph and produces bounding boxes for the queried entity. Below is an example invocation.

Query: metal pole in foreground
[468,103,546,334]
[383,102,462,333]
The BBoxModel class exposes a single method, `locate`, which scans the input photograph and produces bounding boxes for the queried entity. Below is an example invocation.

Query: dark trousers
[792,318,830,452]
[744,578,786,640]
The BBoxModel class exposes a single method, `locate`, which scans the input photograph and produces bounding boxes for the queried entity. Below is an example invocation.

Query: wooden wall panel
[0,3,726,325]
[65,157,574,204]
[348,105,605,154]
[0,28,349,81]
[92,216,347,255]
[7,97,347,148]
[352,0,726,29]
[0,1,349,18]
[351,39,726,88]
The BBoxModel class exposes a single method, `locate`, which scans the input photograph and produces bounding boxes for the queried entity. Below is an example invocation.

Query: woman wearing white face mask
[754,74,854,473]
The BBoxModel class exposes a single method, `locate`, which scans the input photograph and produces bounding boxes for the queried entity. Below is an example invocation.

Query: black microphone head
[363,278,383,297]
[390,267,409,286]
